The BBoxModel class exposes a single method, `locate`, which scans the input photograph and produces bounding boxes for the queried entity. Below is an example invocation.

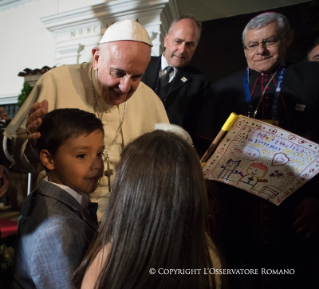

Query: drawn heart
[272,153,290,166]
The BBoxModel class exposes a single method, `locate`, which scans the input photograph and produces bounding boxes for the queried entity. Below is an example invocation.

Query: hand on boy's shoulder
[26,100,49,144]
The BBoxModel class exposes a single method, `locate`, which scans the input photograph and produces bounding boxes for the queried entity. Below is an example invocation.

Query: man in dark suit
[198,12,319,289]
[142,15,211,155]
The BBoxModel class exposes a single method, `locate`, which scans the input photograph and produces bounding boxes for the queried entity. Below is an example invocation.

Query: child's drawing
[218,159,241,181]
[237,163,268,191]
[269,170,285,179]
[271,153,290,166]
[259,186,280,199]
[203,116,319,205]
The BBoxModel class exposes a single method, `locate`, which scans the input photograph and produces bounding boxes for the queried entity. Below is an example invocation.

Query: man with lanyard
[3,20,169,221]
[198,12,319,289]
[142,15,212,155]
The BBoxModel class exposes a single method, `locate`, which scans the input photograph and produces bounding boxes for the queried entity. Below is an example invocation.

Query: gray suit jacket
[13,180,98,289]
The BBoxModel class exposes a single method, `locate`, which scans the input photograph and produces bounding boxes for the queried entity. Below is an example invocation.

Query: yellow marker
[201,113,239,163]
[221,112,239,132]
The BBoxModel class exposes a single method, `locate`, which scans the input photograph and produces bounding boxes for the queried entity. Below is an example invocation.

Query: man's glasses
[244,32,286,52]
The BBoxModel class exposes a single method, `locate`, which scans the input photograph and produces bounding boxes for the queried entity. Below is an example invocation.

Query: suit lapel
[36,181,98,230]
[142,56,161,89]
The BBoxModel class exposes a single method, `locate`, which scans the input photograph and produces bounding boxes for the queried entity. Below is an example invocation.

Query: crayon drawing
[218,159,241,181]
[237,162,268,191]
[203,116,319,205]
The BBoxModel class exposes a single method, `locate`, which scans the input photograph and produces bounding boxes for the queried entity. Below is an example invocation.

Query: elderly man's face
[309,44,319,61]
[163,19,200,68]
[92,41,151,105]
[244,21,292,73]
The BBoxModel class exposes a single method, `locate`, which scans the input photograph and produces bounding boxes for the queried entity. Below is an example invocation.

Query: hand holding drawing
[203,115,319,205]
[294,197,319,238]
[201,113,238,163]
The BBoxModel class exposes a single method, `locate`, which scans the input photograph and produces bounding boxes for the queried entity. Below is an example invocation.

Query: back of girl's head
[109,130,207,243]
[36,108,103,155]
[77,130,212,289]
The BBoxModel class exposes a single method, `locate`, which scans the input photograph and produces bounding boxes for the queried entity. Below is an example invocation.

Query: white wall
[0,0,112,103]
[0,0,59,103]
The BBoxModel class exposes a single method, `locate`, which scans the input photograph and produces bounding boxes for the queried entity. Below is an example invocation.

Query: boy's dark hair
[36,108,103,155]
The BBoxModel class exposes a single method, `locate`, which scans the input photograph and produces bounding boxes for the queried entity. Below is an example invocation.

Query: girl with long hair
[73,130,222,289]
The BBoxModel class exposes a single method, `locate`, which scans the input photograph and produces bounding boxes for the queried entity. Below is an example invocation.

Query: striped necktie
[161,66,173,88]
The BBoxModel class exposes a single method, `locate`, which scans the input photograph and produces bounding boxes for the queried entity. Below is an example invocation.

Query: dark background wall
[190,0,319,81]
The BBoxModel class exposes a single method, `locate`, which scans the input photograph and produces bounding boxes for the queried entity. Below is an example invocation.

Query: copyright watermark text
[149,268,295,275]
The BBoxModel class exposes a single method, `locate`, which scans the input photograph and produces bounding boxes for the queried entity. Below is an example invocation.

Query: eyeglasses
[244,32,286,52]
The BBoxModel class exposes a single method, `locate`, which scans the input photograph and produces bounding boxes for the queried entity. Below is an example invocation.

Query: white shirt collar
[44,177,89,208]
[161,54,169,70]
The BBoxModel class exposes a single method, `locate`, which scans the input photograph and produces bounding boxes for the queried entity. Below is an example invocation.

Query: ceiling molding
[40,0,178,64]
[0,0,35,10]
[41,0,171,32]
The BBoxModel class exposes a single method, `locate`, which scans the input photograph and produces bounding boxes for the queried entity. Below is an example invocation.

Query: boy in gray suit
[13,109,104,289]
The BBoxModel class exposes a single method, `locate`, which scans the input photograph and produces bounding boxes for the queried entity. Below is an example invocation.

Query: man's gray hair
[242,12,291,44]
[168,14,202,38]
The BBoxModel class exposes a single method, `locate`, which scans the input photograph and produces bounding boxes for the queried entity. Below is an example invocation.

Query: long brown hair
[73,130,213,289]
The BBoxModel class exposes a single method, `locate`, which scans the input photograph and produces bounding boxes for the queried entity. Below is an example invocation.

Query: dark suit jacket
[142,56,212,154]
[13,181,98,289]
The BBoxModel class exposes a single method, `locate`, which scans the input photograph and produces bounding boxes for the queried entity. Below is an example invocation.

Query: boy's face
[48,130,105,195]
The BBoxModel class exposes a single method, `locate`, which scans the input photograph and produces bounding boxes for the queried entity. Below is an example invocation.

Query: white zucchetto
[99,19,153,47]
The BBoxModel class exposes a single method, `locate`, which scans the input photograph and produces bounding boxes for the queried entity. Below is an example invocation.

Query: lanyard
[270,68,285,119]
[243,66,285,119]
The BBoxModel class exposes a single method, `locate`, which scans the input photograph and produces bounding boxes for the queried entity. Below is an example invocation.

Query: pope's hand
[26,100,48,144]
